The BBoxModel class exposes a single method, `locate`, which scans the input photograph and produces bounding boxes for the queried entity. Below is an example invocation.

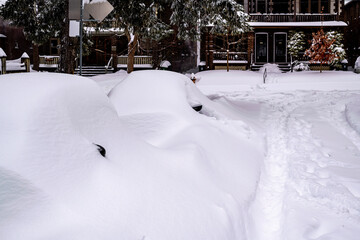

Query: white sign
[84,0,114,22]
[69,20,80,37]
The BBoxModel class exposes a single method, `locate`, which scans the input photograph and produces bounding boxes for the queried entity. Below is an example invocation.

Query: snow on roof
[21,52,30,59]
[160,60,171,68]
[0,47,7,57]
[248,21,347,27]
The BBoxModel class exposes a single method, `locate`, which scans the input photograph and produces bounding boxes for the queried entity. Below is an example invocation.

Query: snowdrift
[0,71,261,240]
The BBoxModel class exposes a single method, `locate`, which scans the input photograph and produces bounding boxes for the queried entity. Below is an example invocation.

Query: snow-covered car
[355,56,360,73]
[0,71,261,240]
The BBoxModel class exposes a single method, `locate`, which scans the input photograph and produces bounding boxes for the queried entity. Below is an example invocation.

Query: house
[202,0,347,71]
[343,0,360,68]
[0,18,32,61]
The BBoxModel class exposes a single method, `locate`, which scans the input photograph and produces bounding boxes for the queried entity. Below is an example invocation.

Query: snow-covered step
[277,63,291,73]
[251,63,265,71]
[74,66,114,76]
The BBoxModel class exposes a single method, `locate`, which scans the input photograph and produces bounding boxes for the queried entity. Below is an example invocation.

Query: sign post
[69,0,114,76]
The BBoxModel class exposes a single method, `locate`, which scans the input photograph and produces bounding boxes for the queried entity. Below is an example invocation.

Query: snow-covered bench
[5,53,30,73]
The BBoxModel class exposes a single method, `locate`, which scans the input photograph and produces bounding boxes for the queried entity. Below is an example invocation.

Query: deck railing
[117,55,153,66]
[296,52,311,62]
[39,55,60,68]
[213,51,248,62]
[249,13,338,22]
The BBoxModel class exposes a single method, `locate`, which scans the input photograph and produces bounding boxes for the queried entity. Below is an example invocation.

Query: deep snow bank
[0,72,261,240]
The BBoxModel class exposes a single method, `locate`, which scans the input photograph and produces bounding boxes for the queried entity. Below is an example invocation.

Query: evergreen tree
[110,0,250,73]
[171,0,250,39]
[326,31,346,68]
[171,0,250,71]
[287,30,305,72]
[287,30,305,60]
[0,0,65,71]
[109,0,171,73]
[305,29,335,73]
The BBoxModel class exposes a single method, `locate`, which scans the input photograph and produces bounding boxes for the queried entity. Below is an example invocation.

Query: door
[274,33,287,63]
[256,33,268,63]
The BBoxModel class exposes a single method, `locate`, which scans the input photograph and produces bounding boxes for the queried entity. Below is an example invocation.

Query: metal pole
[79,0,83,76]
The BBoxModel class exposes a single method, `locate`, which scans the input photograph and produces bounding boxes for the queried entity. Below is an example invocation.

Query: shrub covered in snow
[293,61,310,71]
[259,63,282,74]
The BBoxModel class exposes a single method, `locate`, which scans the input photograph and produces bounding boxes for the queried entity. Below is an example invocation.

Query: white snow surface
[1,69,360,240]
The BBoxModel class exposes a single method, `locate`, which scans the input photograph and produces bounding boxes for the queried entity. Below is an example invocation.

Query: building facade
[202,0,347,70]
[343,0,360,67]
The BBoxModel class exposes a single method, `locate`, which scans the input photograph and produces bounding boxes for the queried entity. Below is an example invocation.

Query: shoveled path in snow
[217,89,360,240]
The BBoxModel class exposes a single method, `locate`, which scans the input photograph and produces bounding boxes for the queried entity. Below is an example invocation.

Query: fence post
[21,52,30,72]
[0,47,6,74]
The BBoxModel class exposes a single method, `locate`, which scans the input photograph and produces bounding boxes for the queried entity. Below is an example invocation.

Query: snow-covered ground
[197,70,360,240]
[0,69,360,240]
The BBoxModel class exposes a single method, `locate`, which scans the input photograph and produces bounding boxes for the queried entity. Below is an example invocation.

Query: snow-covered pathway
[215,89,360,239]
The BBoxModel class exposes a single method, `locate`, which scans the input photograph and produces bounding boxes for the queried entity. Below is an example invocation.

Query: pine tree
[171,0,250,39]
[109,0,250,73]
[288,30,305,60]
[109,0,171,73]
[305,28,335,73]
[326,31,346,68]
[171,0,251,71]
[0,0,65,71]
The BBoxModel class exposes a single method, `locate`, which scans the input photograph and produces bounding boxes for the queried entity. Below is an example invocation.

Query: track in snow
[220,90,360,240]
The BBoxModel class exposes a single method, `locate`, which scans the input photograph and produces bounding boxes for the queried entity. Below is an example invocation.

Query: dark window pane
[273,0,289,13]
[301,0,309,13]
[257,0,266,13]
[321,0,329,13]
[311,0,319,13]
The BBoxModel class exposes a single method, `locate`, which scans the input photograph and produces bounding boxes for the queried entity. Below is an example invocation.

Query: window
[273,0,289,13]
[311,0,319,13]
[321,0,329,13]
[50,39,59,55]
[300,0,309,13]
[257,0,266,13]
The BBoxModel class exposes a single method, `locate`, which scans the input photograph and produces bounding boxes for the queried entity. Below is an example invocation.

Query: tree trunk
[32,43,39,71]
[127,34,138,74]
[62,0,75,74]
[65,38,76,74]
[320,62,323,73]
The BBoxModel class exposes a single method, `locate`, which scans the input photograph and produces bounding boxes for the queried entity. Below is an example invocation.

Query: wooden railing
[296,52,311,62]
[117,55,153,66]
[249,13,339,22]
[213,51,248,62]
[39,55,60,68]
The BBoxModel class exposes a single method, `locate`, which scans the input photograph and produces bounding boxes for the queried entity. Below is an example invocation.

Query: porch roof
[248,21,347,28]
